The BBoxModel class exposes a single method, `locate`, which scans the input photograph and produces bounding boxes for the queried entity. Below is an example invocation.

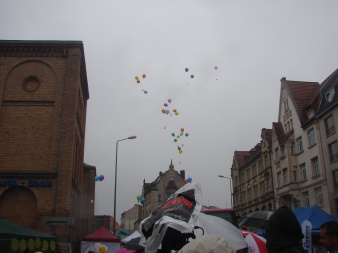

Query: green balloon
[190,75,194,78]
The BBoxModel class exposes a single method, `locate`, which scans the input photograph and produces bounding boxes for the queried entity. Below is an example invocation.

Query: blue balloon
[94,176,99,181]
[185,68,189,72]
[187,177,192,183]
[140,198,145,204]
[144,90,148,94]
[171,133,175,137]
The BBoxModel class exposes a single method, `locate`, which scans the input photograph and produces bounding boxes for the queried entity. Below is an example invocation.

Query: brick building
[0,41,95,253]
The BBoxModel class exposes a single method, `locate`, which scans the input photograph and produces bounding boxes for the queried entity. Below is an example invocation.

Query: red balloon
[183,179,188,184]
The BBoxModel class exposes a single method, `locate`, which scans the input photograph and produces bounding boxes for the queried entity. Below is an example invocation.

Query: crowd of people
[91,206,338,253]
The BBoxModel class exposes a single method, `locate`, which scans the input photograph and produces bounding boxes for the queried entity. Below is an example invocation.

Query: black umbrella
[238,211,273,229]
[125,237,144,251]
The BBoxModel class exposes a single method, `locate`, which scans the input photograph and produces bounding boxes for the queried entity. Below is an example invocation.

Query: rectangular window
[252,164,257,177]
[300,163,307,181]
[167,192,171,199]
[260,182,265,196]
[311,157,320,177]
[315,187,323,206]
[284,99,289,112]
[293,170,298,182]
[303,191,310,207]
[248,188,252,201]
[326,115,335,135]
[246,168,251,180]
[283,168,289,184]
[281,146,287,157]
[308,128,316,146]
[333,170,338,189]
[291,143,295,154]
[258,160,263,173]
[157,194,162,202]
[253,185,258,199]
[275,148,280,161]
[277,172,282,187]
[329,141,338,162]
[296,136,303,153]
[290,119,293,130]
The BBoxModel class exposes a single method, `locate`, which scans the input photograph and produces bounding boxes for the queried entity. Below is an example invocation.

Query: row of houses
[231,68,338,218]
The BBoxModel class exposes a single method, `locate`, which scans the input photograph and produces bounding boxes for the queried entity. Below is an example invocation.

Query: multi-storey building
[142,161,185,219]
[271,77,331,213]
[232,128,275,217]
[316,68,338,216]
[0,40,95,253]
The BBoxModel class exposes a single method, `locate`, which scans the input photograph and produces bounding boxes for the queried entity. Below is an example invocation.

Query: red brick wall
[0,41,91,253]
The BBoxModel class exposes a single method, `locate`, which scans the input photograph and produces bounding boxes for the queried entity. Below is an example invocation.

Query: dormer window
[325,88,335,103]
[308,106,314,118]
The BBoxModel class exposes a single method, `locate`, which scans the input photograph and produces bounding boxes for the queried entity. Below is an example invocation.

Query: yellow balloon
[11,238,19,251]
[135,76,139,80]
[177,135,180,138]
[28,238,35,250]
[179,150,183,154]
[50,241,56,251]
[35,238,41,248]
[43,240,49,250]
[19,239,27,252]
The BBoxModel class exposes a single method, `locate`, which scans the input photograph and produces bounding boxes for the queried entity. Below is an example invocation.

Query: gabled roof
[285,79,320,125]
[82,226,120,242]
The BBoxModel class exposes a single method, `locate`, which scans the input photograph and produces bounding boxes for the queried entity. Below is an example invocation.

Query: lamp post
[113,135,137,235]
[218,175,233,208]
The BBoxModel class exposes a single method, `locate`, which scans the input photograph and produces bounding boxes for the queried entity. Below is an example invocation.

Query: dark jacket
[265,206,306,253]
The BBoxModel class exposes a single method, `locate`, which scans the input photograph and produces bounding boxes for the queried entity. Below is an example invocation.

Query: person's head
[320,221,338,251]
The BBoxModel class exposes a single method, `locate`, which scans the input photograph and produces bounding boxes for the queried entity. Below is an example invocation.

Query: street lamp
[218,175,233,208]
[113,135,137,235]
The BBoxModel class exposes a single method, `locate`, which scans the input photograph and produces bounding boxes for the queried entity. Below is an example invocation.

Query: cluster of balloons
[183,177,192,184]
[161,99,179,116]
[94,175,105,181]
[171,128,189,154]
[136,195,145,204]
[134,74,148,94]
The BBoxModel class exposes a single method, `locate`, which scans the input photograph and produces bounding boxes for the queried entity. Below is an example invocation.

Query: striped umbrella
[241,230,268,253]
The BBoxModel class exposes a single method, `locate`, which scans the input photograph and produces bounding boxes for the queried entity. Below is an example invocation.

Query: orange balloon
[137,80,140,83]
[173,109,177,112]
[142,74,146,79]
[180,128,184,132]
[161,109,166,113]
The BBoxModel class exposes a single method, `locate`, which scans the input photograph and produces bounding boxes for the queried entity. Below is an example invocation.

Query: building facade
[142,161,185,219]
[120,204,142,233]
[271,77,331,213]
[232,128,275,217]
[0,41,94,253]
[230,68,338,218]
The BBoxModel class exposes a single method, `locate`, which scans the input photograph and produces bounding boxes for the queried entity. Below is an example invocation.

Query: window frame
[299,163,307,181]
[308,128,316,146]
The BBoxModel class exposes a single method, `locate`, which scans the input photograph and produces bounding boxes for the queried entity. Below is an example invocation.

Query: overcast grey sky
[1,0,338,223]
